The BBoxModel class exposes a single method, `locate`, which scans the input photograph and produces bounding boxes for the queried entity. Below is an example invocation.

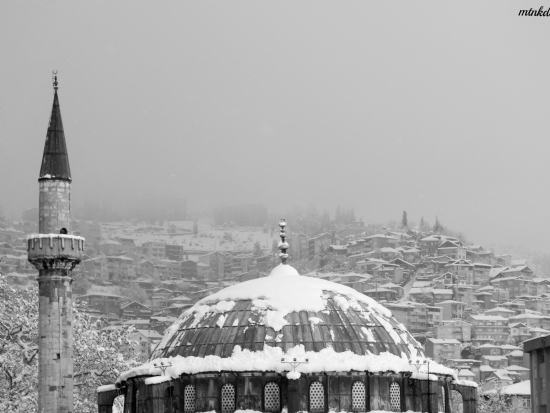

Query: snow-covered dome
[150,267,425,362]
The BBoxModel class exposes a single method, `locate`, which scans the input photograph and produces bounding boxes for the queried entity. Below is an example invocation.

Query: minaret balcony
[27,234,85,271]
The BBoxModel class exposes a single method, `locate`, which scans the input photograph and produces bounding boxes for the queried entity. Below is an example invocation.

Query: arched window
[352,381,366,412]
[221,383,236,413]
[438,385,446,413]
[184,385,196,413]
[112,395,125,413]
[309,381,325,413]
[451,390,463,413]
[264,382,280,412]
[389,382,401,412]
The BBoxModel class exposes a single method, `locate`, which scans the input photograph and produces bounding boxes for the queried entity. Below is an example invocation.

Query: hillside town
[0,207,545,409]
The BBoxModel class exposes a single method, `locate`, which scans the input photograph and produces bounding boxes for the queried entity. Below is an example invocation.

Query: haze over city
[1,1,549,250]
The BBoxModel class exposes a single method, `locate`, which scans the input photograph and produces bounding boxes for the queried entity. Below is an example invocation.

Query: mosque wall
[110,372,475,413]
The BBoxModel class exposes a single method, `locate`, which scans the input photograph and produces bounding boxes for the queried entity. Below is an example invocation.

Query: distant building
[76,292,123,315]
[142,241,166,260]
[468,315,509,345]
[288,233,308,259]
[437,240,466,260]
[509,322,531,344]
[425,338,461,363]
[199,251,228,279]
[165,244,184,261]
[181,259,198,279]
[434,300,467,320]
[106,256,136,282]
[308,233,334,260]
[82,256,108,280]
[121,301,153,320]
[444,259,474,284]
[481,355,509,370]
[432,319,472,342]
[419,235,441,257]
[99,239,124,255]
[130,329,163,360]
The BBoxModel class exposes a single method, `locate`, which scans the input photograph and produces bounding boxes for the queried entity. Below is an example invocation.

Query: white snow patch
[118,345,455,383]
[286,371,301,380]
[265,310,288,331]
[215,300,236,313]
[216,315,226,328]
[333,296,349,312]
[144,376,172,385]
[308,317,323,325]
[97,384,117,393]
[26,233,85,242]
[194,274,391,317]
[361,327,376,342]
[232,318,239,327]
[453,379,478,388]
[251,299,270,310]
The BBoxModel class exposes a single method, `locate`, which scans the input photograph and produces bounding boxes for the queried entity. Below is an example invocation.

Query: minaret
[28,72,84,413]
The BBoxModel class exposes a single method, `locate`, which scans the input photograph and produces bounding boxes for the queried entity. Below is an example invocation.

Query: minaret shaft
[39,179,71,234]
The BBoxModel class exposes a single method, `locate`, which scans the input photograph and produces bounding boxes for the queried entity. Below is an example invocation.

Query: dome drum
[100,371,476,413]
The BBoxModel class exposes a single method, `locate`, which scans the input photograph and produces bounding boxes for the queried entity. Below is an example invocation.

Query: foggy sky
[1,1,549,250]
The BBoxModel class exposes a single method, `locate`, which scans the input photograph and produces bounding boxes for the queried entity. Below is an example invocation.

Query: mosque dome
[149,265,425,363]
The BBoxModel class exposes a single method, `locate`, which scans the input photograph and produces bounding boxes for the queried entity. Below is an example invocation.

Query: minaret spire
[39,71,72,182]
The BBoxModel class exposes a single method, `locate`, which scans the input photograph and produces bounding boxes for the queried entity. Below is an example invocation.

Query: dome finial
[278,219,289,264]
[52,70,58,92]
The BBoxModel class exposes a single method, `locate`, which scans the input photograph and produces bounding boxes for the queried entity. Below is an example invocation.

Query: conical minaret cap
[39,83,72,181]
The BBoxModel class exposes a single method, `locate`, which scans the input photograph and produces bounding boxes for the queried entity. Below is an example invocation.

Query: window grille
[309,381,325,413]
[351,381,366,412]
[184,385,196,413]
[264,382,280,412]
[389,382,401,412]
[221,384,235,413]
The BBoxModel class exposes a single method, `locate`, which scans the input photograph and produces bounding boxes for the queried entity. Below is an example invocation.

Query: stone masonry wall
[39,180,71,234]
[38,275,74,413]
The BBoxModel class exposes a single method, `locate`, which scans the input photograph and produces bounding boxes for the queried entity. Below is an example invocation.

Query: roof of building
[485,380,530,396]
[484,307,516,314]
[428,338,460,344]
[505,365,530,371]
[469,315,508,321]
[507,350,524,357]
[458,369,476,377]
[436,300,466,305]
[134,329,164,340]
[39,88,72,181]
[432,289,453,295]
[482,355,508,360]
[499,344,522,350]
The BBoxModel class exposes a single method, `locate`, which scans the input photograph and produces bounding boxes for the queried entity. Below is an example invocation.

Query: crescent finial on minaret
[52,70,58,91]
